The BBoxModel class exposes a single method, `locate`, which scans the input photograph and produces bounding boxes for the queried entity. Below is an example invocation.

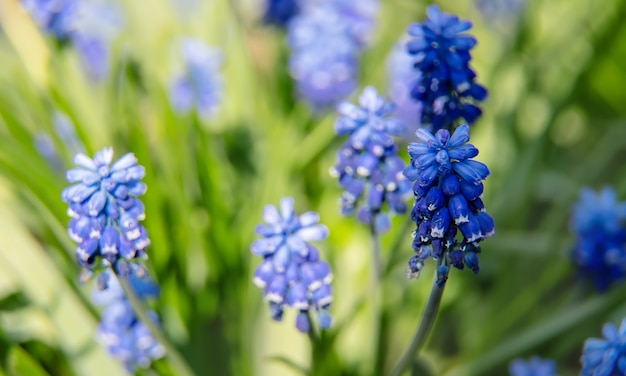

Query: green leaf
[7,346,51,376]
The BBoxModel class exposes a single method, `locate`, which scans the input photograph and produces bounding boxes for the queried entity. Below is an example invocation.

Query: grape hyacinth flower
[62,147,151,278]
[287,0,377,110]
[571,187,626,291]
[405,5,487,131]
[330,86,411,233]
[251,197,333,333]
[581,318,626,376]
[93,269,165,371]
[169,38,223,119]
[20,0,77,40]
[403,124,494,286]
[509,356,558,376]
[21,0,123,81]
[263,0,300,27]
[387,40,423,137]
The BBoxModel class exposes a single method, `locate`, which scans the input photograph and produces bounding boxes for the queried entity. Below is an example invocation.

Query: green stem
[370,219,383,281]
[112,269,197,376]
[389,267,446,376]
[307,310,319,375]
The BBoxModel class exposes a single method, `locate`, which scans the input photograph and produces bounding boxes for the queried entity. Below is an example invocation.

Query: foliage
[1,0,626,375]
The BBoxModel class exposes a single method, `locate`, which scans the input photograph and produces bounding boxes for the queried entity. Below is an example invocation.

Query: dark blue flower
[263,0,300,27]
[509,356,558,376]
[403,124,494,283]
[62,147,150,274]
[287,0,377,110]
[581,318,626,376]
[170,38,223,119]
[251,197,333,333]
[571,187,626,291]
[93,269,164,371]
[330,87,411,233]
[405,5,487,131]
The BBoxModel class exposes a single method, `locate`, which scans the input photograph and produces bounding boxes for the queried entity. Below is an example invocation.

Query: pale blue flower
[251,197,333,332]
[581,318,626,376]
[170,38,223,119]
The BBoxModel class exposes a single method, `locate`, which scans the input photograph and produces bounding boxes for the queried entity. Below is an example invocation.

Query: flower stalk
[112,269,196,376]
[389,263,446,376]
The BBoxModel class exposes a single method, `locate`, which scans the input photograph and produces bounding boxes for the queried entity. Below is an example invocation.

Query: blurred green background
[0,0,626,375]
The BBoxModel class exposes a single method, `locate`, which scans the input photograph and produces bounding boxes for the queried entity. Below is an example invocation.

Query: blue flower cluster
[93,269,164,371]
[263,0,300,27]
[581,318,626,376]
[287,0,378,110]
[251,197,333,333]
[387,40,423,136]
[403,124,494,285]
[330,86,411,233]
[509,356,558,376]
[62,147,151,276]
[405,5,487,131]
[169,38,223,119]
[21,0,123,81]
[571,187,626,291]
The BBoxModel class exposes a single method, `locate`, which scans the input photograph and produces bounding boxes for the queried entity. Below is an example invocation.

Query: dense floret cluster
[251,197,333,332]
[403,124,494,285]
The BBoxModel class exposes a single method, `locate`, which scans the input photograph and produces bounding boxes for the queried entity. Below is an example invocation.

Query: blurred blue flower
[287,0,377,110]
[387,39,423,136]
[475,0,526,29]
[263,0,300,27]
[571,187,626,291]
[21,0,122,81]
[330,86,411,233]
[34,132,63,172]
[20,0,77,40]
[251,197,333,333]
[53,111,84,154]
[93,269,164,371]
[403,124,494,284]
[170,38,223,119]
[62,147,151,274]
[405,5,487,131]
[509,356,558,376]
[581,318,626,376]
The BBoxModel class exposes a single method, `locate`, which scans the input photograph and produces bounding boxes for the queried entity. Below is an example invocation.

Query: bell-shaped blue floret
[460,213,483,243]
[464,251,480,273]
[436,265,449,287]
[265,275,288,304]
[295,311,311,333]
[430,208,451,238]
[448,194,470,224]
[425,186,445,212]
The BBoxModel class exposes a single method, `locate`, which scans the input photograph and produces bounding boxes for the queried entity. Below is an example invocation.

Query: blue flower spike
[571,187,626,291]
[93,268,164,371]
[251,197,333,333]
[405,5,487,131]
[287,0,377,110]
[403,124,494,284]
[331,87,411,233]
[581,318,626,376]
[170,38,223,119]
[62,147,151,278]
[509,356,558,376]
[21,0,122,81]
